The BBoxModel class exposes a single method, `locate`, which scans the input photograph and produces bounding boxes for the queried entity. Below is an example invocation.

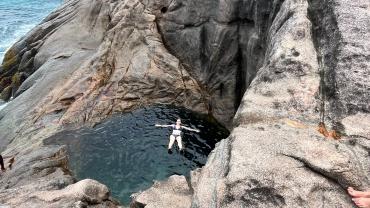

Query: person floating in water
[348,187,370,208]
[155,118,200,153]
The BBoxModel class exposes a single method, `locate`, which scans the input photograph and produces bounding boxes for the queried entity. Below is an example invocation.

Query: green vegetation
[11,72,22,87]
[2,49,18,71]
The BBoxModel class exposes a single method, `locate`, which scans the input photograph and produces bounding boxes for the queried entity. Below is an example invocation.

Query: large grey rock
[191,0,370,207]
[0,0,368,207]
[308,0,370,130]
[0,0,264,203]
[131,175,192,208]
[34,179,110,204]
[156,0,272,125]
[0,145,118,208]
[0,0,111,151]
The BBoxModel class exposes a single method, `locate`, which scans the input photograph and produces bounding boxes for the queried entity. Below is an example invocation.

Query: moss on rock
[0,86,12,100]
[0,76,11,94]
[2,49,18,71]
[11,72,22,87]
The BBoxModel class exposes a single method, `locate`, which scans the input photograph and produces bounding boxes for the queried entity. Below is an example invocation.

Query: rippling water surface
[45,105,229,204]
[0,0,62,62]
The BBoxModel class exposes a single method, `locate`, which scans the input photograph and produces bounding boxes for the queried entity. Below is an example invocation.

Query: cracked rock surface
[0,0,369,207]
[191,0,370,207]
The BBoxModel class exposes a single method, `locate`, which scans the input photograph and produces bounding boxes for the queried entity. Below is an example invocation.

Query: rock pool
[45,105,229,204]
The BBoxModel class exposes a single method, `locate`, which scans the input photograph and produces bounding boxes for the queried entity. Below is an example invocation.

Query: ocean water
[0,0,62,62]
[45,105,229,205]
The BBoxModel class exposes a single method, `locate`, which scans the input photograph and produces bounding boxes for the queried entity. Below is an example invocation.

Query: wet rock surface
[0,0,368,207]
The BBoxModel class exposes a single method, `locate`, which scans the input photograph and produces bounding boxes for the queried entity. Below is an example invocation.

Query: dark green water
[44,105,229,204]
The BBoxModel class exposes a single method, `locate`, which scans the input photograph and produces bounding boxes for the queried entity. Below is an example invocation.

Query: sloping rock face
[0,146,117,207]
[34,179,112,206]
[0,0,369,207]
[191,0,370,207]
[131,175,192,208]
[155,0,271,123]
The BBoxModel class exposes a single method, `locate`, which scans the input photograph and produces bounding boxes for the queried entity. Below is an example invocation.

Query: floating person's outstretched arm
[155,124,173,127]
[181,126,200,133]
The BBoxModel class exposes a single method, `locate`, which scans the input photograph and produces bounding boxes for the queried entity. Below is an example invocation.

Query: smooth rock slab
[131,175,192,208]
[34,179,110,204]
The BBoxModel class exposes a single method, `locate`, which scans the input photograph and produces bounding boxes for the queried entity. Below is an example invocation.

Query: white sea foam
[0,0,62,63]
[0,102,7,111]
